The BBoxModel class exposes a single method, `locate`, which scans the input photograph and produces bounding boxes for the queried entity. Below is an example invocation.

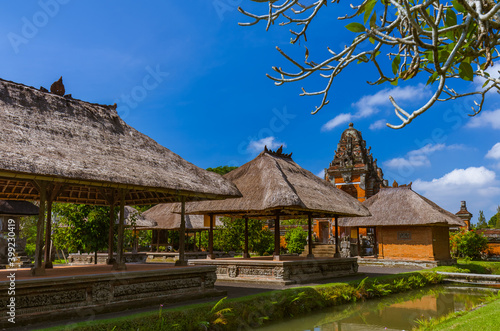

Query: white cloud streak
[247,136,286,154]
[486,142,500,160]
[467,108,500,129]
[321,84,431,131]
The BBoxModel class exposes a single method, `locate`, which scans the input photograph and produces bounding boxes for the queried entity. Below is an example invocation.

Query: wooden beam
[208,214,215,259]
[334,216,340,258]
[307,214,314,259]
[176,197,187,266]
[273,214,281,261]
[31,180,47,276]
[243,216,249,258]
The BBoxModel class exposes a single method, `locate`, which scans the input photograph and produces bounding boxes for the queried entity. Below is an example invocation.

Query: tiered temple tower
[325,123,387,202]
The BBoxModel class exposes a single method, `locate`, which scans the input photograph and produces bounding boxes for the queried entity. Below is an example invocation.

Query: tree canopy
[206,166,239,176]
[242,0,500,128]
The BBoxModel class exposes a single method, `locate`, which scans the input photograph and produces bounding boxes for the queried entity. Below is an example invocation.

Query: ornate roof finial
[349,122,354,128]
[263,145,293,159]
[50,76,65,96]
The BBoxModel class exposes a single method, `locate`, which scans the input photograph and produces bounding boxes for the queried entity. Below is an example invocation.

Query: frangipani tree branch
[241,0,500,129]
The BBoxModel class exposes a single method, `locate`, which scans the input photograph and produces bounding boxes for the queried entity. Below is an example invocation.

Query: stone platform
[357,257,456,269]
[67,252,148,265]
[147,251,233,263]
[188,256,358,285]
[0,264,223,329]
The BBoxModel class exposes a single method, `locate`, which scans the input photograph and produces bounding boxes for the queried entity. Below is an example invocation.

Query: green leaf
[459,62,474,81]
[369,37,375,44]
[392,55,401,75]
[345,22,365,33]
[364,0,377,24]
[445,9,457,27]
[369,10,377,27]
[390,77,399,86]
[426,72,438,85]
[451,0,466,13]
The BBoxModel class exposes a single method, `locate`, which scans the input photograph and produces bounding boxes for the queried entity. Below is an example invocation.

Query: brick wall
[377,226,435,260]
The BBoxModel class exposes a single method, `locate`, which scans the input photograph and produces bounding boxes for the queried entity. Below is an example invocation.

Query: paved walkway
[12,265,422,331]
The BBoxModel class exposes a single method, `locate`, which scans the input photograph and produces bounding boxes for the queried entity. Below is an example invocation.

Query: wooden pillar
[273,214,281,261]
[243,216,250,258]
[208,214,215,259]
[334,216,340,258]
[32,181,47,276]
[107,201,116,264]
[307,214,314,259]
[356,226,361,257]
[199,230,202,251]
[176,197,187,266]
[43,198,54,268]
[113,190,126,270]
[373,227,378,257]
[156,230,161,251]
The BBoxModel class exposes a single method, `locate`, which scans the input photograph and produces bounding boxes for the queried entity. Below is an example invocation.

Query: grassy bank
[432,259,500,275]
[43,272,444,331]
[415,293,500,330]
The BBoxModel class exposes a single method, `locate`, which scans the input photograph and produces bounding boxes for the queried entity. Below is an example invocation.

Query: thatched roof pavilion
[339,186,465,262]
[143,203,213,231]
[186,147,370,259]
[339,186,465,227]
[116,206,157,228]
[0,78,240,205]
[186,147,370,218]
[0,78,241,273]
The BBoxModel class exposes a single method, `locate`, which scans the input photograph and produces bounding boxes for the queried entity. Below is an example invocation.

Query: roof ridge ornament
[264,145,293,159]
[50,76,65,96]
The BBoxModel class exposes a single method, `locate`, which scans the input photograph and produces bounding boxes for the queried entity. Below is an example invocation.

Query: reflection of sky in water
[258,286,493,331]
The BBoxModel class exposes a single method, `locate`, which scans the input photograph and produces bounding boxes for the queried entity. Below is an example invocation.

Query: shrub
[285,227,307,254]
[450,229,488,260]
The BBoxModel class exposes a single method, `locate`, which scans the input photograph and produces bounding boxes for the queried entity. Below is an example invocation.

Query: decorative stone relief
[228,265,238,278]
[92,282,112,303]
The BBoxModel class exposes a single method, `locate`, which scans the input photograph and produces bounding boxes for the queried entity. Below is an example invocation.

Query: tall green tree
[52,203,111,262]
[476,210,488,229]
[206,166,238,176]
[487,205,500,228]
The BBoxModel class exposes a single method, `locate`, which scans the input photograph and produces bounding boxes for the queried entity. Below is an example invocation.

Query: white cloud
[413,166,500,216]
[486,142,500,159]
[321,84,430,132]
[384,143,447,169]
[316,169,325,179]
[247,136,286,154]
[369,119,387,130]
[321,113,352,131]
[466,108,500,129]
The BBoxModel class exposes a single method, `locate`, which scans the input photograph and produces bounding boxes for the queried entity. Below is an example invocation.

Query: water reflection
[259,286,495,331]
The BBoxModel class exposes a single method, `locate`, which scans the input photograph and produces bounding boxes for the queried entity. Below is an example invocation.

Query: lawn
[432,259,500,275]
[430,298,500,330]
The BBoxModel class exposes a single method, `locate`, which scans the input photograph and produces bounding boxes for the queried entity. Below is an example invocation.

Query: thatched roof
[116,206,157,228]
[142,203,222,230]
[185,147,371,218]
[339,186,465,227]
[0,200,39,216]
[0,78,241,205]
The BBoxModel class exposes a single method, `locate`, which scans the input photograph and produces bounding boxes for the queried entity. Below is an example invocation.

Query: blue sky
[1,1,499,223]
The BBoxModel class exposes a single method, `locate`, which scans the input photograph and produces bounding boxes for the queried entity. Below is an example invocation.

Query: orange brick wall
[488,243,500,256]
[377,226,435,260]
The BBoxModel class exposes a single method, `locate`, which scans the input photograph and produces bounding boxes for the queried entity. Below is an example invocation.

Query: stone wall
[0,266,222,328]
[189,258,358,285]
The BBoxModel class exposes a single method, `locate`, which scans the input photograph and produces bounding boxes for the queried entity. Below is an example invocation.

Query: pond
[259,285,497,331]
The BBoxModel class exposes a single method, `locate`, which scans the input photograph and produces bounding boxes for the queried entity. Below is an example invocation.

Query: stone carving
[273,267,285,279]
[352,263,359,274]
[15,290,86,309]
[341,238,351,258]
[92,282,112,303]
[50,76,65,96]
[238,267,272,276]
[205,272,217,288]
[114,278,200,297]
[228,265,238,278]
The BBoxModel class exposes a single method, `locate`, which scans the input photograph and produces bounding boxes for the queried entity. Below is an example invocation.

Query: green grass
[415,295,500,330]
[431,259,500,275]
[40,272,444,331]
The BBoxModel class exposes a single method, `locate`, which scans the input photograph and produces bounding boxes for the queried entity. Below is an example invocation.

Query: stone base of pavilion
[0,264,223,329]
[67,252,148,265]
[357,256,457,269]
[147,251,234,263]
[188,256,359,286]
